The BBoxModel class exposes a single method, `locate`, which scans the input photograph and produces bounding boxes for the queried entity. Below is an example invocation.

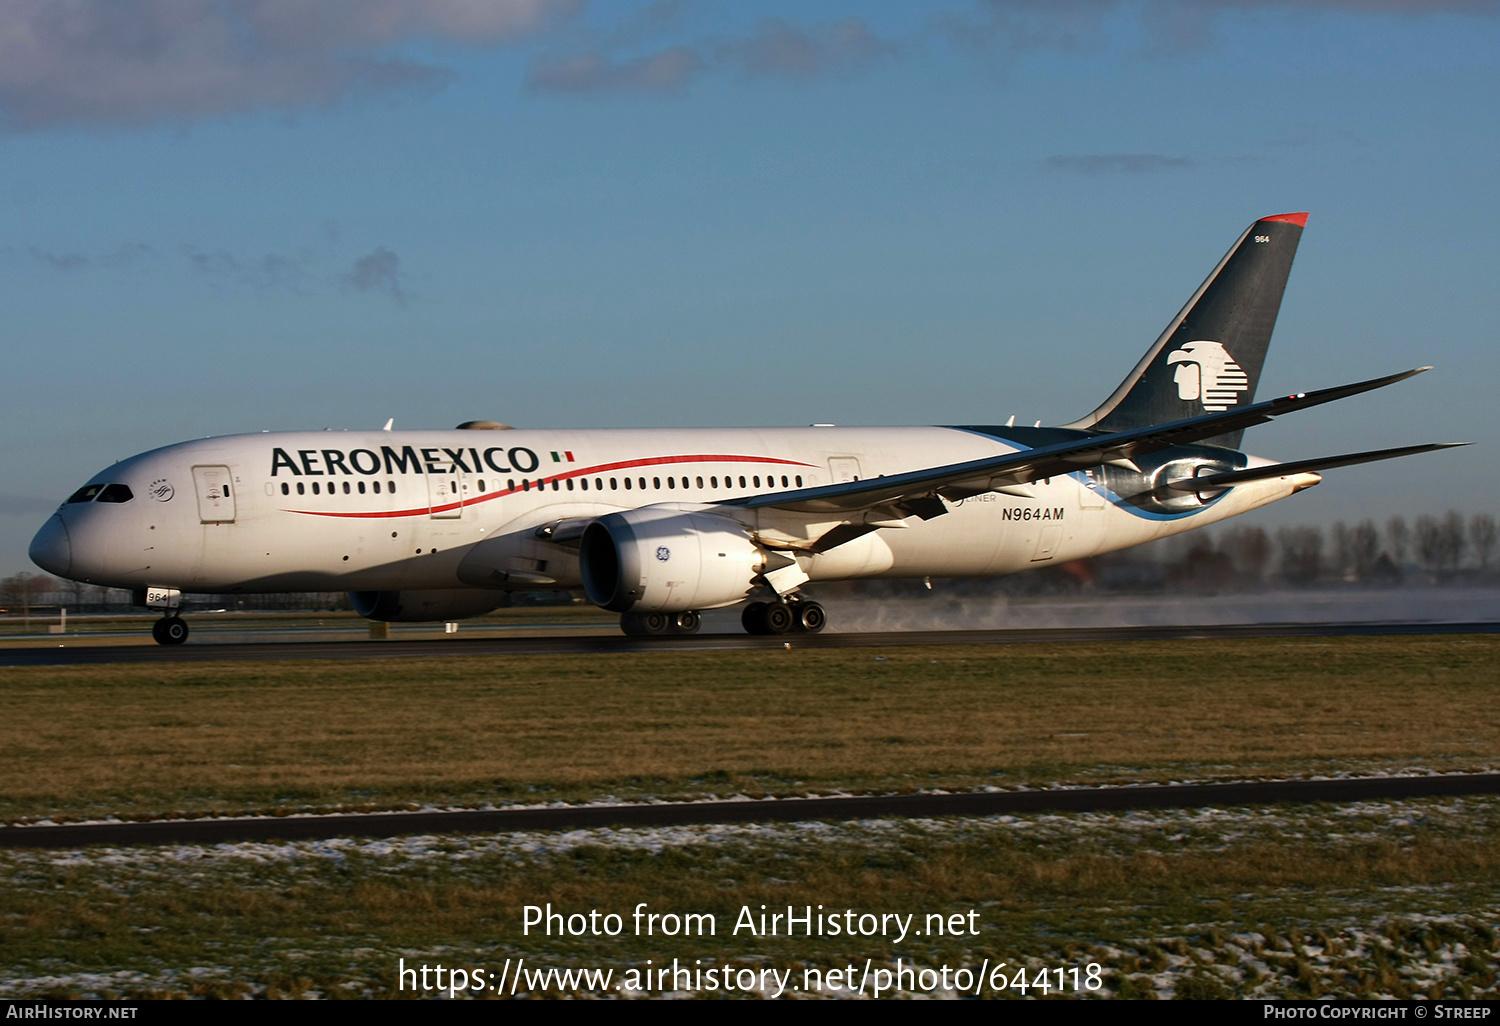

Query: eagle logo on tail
[1167,340,1249,411]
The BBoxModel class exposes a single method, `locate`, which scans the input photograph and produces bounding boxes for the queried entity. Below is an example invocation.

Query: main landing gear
[151,615,190,646]
[620,610,702,636]
[742,598,826,636]
[617,599,828,637]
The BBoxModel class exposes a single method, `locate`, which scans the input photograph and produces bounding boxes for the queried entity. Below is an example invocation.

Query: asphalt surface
[1,620,1497,666]
[3,774,1497,849]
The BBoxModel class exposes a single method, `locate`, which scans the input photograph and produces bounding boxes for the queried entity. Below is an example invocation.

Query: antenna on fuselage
[382,419,394,431]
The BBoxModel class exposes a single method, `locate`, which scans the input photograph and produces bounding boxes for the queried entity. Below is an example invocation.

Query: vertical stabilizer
[1064,212,1307,448]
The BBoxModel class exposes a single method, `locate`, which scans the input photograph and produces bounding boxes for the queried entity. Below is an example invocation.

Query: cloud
[342,247,406,306]
[526,17,899,95]
[27,241,153,270]
[938,0,1498,57]
[716,19,900,80]
[28,247,89,271]
[603,0,690,49]
[1046,153,1198,174]
[527,47,706,94]
[0,0,580,130]
[186,246,312,292]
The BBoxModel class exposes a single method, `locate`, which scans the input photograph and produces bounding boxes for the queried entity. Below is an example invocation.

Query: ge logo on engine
[656,547,671,562]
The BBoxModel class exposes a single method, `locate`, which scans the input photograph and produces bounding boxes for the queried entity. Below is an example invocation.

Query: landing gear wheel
[794,601,826,634]
[763,603,794,635]
[671,611,701,634]
[741,602,768,635]
[621,611,673,636]
[154,616,189,646]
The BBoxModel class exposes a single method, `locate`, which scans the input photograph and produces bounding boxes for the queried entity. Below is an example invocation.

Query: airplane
[28,212,1465,645]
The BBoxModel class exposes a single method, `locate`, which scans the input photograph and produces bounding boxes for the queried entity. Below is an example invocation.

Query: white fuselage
[35,426,1309,601]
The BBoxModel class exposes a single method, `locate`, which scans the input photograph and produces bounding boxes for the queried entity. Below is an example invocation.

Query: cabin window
[358,481,365,494]
[782,475,789,487]
[710,476,718,488]
[638,477,646,489]
[552,480,559,491]
[389,481,397,493]
[667,477,675,489]
[373,481,381,494]
[739,476,746,487]
[753,476,760,488]
[624,478,631,490]
[343,481,350,494]
[522,480,530,492]
[281,482,290,495]
[477,479,485,491]
[796,475,803,486]
[579,478,588,491]
[97,484,133,503]
[597,478,604,490]
[297,482,306,495]
[312,482,320,495]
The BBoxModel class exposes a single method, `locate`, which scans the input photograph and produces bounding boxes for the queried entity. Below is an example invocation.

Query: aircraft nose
[29,514,72,577]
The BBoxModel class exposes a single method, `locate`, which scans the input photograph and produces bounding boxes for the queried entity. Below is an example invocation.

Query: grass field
[1,634,1497,998]
[0,636,1495,823]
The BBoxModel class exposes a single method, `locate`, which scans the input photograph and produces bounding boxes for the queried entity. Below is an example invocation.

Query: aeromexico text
[270,446,541,478]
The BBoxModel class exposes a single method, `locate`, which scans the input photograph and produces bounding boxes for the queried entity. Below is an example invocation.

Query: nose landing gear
[151,616,190,646]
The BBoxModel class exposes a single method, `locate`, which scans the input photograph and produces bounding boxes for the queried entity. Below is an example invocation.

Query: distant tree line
[1146,510,1496,591]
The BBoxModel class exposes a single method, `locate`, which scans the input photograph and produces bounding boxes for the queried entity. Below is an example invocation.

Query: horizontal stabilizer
[1165,442,1469,491]
[727,366,1433,517]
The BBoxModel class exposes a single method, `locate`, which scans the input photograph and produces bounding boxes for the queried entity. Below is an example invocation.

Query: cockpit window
[67,484,105,503]
[96,484,134,503]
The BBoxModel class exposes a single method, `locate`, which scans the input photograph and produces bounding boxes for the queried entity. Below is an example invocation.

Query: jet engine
[579,508,764,613]
[349,589,508,622]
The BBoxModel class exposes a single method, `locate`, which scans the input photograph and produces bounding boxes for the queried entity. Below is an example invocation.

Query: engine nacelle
[580,508,764,613]
[349,589,508,623]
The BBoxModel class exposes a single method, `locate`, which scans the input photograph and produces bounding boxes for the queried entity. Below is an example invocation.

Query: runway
[3,773,1496,849]
[1,619,1496,666]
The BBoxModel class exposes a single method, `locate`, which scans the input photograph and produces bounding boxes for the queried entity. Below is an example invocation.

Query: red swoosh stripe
[282,453,817,519]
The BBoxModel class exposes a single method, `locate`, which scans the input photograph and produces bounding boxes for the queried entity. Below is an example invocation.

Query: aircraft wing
[723,367,1432,520]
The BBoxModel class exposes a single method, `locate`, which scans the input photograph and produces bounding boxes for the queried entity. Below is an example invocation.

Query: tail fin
[1064,212,1307,449]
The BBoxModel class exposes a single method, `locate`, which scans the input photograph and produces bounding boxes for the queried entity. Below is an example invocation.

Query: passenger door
[427,460,465,519]
[191,465,236,523]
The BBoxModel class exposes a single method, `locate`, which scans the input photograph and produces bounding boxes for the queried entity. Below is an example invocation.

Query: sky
[2,0,1497,577]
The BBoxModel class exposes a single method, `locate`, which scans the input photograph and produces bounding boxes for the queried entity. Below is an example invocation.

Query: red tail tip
[1260,212,1309,227]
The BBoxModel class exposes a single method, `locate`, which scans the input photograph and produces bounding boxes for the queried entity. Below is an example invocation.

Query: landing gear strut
[741,598,826,636]
[151,616,190,646]
[620,610,702,636]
